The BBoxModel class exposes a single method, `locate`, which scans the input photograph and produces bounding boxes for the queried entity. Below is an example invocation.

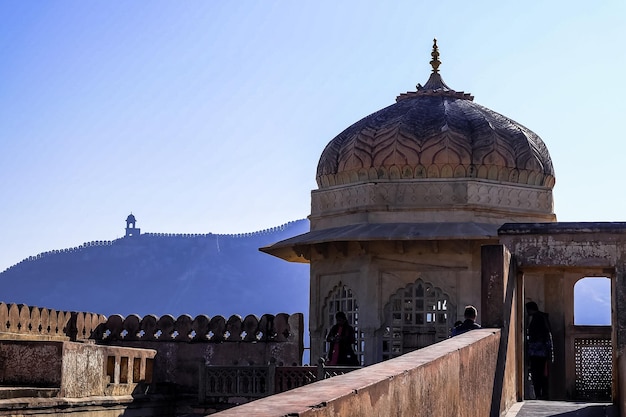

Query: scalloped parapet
[92,312,299,343]
[0,302,106,341]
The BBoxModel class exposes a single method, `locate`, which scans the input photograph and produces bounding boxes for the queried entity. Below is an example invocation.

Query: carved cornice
[311,180,554,217]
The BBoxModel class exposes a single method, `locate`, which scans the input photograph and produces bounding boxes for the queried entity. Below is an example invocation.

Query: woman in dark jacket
[326,311,359,366]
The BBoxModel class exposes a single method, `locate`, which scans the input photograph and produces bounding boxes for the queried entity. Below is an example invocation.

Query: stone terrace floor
[505,401,618,417]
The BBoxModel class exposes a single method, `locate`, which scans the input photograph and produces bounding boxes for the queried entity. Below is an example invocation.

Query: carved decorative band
[317,163,555,190]
[311,180,553,216]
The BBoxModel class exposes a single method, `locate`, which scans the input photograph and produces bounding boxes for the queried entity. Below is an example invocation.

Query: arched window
[382,278,452,361]
[574,277,611,325]
[322,284,363,365]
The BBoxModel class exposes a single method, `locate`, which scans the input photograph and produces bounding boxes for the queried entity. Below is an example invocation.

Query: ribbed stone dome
[316,41,555,191]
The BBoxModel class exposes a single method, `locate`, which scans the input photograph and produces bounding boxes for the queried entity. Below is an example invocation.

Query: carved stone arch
[426,164,440,178]
[453,164,466,178]
[389,165,401,180]
[440,164,454,178]
[381,278,455,361]
[321,282,363,364]
[477,164,489,179]
[415,164,426,178]
[401,165,413,179]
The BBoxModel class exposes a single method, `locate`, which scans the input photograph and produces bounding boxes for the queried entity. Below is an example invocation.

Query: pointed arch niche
[381,278,453,361]
[322,284,364,365]
[574,277,611,326]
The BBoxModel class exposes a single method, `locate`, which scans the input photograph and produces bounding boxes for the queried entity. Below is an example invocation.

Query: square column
[481,244,520,408]
[614,265,626,414]
[481,245,514,328]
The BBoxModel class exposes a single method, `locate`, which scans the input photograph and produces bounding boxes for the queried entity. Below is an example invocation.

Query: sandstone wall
[213,329,514,417]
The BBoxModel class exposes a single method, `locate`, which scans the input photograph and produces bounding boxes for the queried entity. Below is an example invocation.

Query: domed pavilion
[263,39,557,365]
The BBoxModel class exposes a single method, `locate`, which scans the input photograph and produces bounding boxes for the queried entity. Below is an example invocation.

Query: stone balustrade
[0,302,106,342]
[199,362,360,405]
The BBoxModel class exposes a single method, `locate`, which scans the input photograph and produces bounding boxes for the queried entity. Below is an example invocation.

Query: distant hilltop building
[125,213,140,237]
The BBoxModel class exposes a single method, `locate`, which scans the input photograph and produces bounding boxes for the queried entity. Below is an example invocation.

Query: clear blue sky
[1,1,625,271]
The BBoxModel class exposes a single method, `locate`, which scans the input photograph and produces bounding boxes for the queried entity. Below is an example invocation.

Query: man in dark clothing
[526,301,553,400]
[452,305,481,336]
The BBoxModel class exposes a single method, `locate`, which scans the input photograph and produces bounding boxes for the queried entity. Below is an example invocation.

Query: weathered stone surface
[0,340,155,398]
[0,341,62,387]
[213,329,511,417]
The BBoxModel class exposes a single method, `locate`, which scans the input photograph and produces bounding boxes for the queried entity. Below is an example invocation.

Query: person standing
[326,311,359,366]
[526,301,553,400]
[451,305,481,336]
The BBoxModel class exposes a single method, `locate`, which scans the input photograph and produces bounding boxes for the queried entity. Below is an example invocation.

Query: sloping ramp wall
[214,329,515,417]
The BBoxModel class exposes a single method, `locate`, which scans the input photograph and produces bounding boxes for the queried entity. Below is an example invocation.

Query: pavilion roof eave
[259,222,500,263]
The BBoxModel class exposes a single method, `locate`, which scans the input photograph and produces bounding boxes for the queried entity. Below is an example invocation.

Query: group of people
[327,301,553,399]
[450,302,553,400]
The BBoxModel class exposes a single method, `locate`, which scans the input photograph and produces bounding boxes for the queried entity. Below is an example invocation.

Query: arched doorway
[570,276,612,401]
[523,272,614,401]
[322,284,364,365]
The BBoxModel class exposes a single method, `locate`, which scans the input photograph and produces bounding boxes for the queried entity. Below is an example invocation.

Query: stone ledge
[0,387,59,400]
[499,222,626,235]
[213,329,507,417]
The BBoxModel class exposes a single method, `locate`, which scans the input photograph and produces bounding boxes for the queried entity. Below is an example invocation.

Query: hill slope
[0,220,310,318]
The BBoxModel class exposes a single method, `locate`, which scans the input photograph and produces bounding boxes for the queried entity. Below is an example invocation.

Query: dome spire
[396,39,474,102]
[430,38,441,74]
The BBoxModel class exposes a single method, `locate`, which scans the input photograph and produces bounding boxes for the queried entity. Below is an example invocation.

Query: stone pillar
[481,245,512,328]
[481,244,519,412]
[614,265,626,415]
[310,328,324,365]
[544,272,565,399]
[361,327,378,366]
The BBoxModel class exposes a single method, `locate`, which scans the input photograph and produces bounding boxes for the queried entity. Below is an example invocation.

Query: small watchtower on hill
[125,213,140,237]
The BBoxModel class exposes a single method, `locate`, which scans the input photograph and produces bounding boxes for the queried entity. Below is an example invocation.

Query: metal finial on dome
[430,38,441,74]
[399,39,473,101]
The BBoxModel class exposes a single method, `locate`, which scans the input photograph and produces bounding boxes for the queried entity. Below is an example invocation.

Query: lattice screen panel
[574,337,612,401]
[381,279,451,361]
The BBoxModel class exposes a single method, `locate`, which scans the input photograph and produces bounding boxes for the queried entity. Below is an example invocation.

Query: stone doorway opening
[570,276,612,401]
